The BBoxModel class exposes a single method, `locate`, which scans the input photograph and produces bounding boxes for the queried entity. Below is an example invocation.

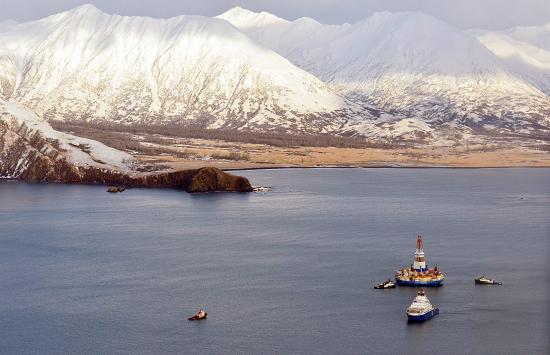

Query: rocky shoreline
[13,165,253,193]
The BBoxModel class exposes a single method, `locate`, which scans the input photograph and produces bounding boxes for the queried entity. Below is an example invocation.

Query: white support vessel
[406,289,439,322]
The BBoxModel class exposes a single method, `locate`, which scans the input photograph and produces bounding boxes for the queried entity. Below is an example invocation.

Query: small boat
[188,309,207,321]
[475,275,502,285]
[406,289,439,322]
[253,186,272,192]
[374,279,396,289]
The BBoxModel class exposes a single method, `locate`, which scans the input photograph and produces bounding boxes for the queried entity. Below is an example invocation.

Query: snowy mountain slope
[0,98,136,176]
[504,23,550,50]
[0,4,353,134]
[219,8,550,133]
[473,24,550,95]
[217,7,348,61]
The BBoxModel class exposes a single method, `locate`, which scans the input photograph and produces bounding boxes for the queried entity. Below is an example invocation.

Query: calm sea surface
[1,168,549,354]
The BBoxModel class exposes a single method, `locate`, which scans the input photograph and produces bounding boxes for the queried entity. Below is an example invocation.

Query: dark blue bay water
[1,168,549,354]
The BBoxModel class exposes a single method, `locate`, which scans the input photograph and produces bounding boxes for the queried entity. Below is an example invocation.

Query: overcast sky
[1,0,549,30]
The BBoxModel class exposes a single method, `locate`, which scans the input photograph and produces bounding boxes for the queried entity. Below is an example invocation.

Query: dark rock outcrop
[187,167,253,193]
[130,167,253,193]
[125,167,253,193]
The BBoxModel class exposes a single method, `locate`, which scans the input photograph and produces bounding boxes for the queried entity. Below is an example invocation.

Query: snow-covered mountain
[0,4,354,134]
[473,23,550,95]
[0,5,548,146]
[219,8,550,135]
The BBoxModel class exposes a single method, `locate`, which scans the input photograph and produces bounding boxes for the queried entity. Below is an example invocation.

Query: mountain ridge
[219,7,550,140]
[0,4,548,146]
[0,4,356,135]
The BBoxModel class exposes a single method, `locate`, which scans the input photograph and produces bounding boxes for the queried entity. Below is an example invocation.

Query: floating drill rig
[395,235,444,287]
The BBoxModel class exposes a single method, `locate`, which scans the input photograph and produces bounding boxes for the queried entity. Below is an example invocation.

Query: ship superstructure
[406,289,439,322]
[395,235,444,287]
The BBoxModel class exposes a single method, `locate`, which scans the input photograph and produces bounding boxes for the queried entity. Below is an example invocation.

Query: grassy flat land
[51,122,550,170]
[136,137,550,170]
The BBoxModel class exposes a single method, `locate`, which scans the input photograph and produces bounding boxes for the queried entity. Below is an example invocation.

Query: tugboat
[406,289,439,322]
[374,279,397,289]
[188,308,207,321]
[395,235,444,287]
[475,275,502,285]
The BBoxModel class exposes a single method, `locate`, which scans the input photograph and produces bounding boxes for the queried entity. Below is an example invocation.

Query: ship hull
[396,278,443,287]
[475,279,501,285]
[407,308,439,322]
